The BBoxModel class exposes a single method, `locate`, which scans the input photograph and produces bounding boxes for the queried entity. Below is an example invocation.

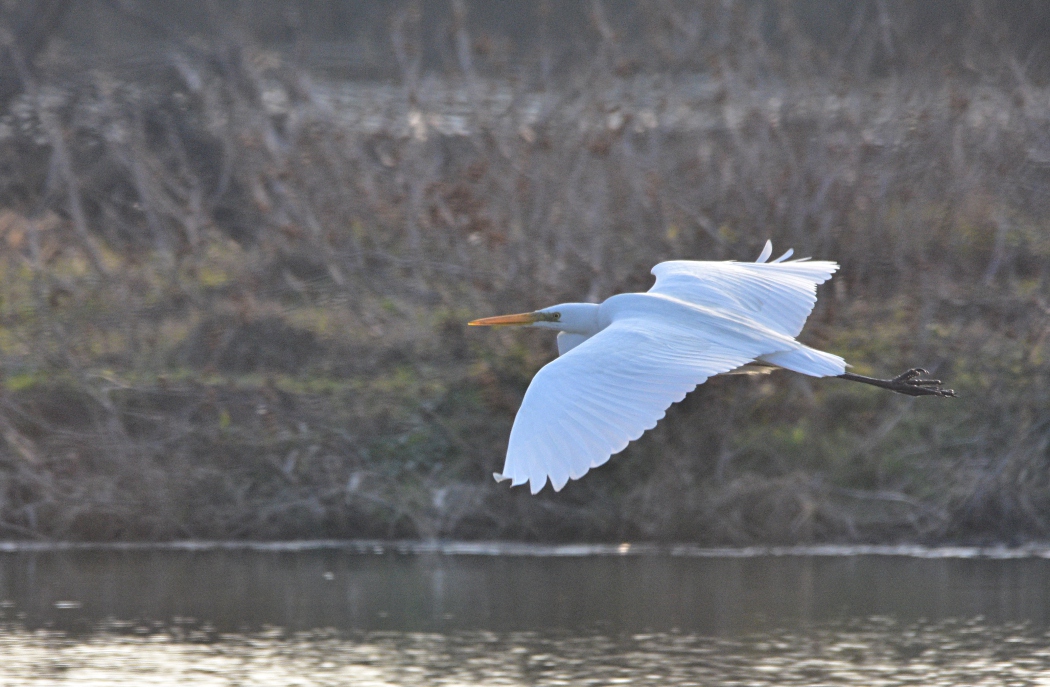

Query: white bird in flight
[469,241,955,494]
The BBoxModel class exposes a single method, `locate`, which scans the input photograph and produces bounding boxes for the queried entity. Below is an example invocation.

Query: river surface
[2,542,1050,685]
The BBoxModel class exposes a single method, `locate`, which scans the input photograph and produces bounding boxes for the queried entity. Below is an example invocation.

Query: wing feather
[500,314,769,493]
[649,247,837,338]
[497,247,842,493]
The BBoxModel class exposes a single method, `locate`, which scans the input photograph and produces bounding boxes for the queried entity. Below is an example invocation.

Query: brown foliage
[0,1,1046,543]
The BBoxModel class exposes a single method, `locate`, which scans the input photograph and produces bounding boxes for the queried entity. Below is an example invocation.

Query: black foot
[838,368,958,398]
[886,368,958,397]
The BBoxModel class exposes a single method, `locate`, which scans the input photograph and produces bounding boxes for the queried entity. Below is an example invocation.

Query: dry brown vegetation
[0,1,1048,543]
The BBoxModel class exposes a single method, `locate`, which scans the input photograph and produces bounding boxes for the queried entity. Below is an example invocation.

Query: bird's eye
[553,313,560,320]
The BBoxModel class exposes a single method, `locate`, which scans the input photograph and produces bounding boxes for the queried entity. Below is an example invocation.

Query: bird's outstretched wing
[649,241,838,337]
[498,314,772,494]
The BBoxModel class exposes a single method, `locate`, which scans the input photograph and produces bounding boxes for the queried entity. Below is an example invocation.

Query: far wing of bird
[499,314,773,494]
[556,332,590,356]
[649,250,838,338]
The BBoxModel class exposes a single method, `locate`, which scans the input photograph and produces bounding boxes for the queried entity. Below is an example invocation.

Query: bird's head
[469,302,600,335]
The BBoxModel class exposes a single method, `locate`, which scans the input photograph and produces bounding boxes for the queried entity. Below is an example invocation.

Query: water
[2,542,1050,685]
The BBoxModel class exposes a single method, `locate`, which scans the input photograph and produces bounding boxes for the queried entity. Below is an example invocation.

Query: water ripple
[1,619,1047,686]
[1,539,1049,559]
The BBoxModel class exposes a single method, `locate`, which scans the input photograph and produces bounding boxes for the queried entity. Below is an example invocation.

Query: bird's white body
[477,242,847,494]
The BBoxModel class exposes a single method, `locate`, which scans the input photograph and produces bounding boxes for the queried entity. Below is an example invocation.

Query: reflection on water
[2,545,1050,684]
[3,621,1050,685]
[3,545,1050,633]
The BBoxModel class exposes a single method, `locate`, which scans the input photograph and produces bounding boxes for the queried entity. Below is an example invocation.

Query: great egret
[469,241,955,494]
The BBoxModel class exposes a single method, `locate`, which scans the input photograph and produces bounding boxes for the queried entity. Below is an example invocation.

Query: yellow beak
[468,312,540,327]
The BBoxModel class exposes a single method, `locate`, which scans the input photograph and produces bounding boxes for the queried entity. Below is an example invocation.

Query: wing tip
[529,476,548,495]
[496,471,550,495]
[757,240,802,264]
[756,239,773,263]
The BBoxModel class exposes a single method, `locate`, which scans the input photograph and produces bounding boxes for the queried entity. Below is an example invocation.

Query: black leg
[837,368,957,398]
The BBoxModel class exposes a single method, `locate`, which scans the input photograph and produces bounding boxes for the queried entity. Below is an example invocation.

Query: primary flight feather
[469,241,954,494]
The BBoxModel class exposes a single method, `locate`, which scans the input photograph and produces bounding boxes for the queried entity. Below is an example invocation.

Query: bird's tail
[758,345,847,377]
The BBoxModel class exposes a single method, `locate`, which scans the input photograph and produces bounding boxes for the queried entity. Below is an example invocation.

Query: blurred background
[0,0,1048,545]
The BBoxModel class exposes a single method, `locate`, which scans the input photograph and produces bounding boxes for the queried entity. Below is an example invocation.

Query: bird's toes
[892,369,957,397]
[921,384,957,398]
[894,368,929,382]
